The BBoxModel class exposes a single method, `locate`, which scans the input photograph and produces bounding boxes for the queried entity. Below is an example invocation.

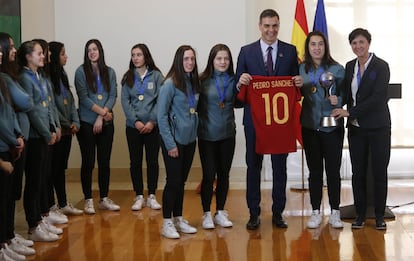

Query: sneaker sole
[162,232,180,239]
[351,224,365,229]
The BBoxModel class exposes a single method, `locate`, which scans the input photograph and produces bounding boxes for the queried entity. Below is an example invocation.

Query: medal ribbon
[357,63,362,87]
[214,73,229,104]
[60,80,68,100]
[187,84,195,110]
[309,66,324,88]
[29,71,46,102]
[95,73,103,95]
[134,74,150,96]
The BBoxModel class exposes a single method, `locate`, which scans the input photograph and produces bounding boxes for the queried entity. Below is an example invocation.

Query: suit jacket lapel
[359,54,376,88]
[254,40,267,75]
[274,41,283,75]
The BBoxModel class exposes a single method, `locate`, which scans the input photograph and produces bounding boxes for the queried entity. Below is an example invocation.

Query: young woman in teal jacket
[121,43,164,211]
[198,44,236,229]
[49,41,83,216]
[74,39,119,214]
[158,45,200,239]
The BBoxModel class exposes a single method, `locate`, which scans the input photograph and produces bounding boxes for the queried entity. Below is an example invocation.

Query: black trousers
[24,138,48,228]
[77,121,114,199]
[161,140,196,219]
[51,135,73,207]
[302,127,344,210]
[199,137,235,212]
[42,145,53,213]
[0,152,14,242]
[12,144,27,200]
[244,124,288,216]
[9,144,27,238]
[126,126,160,196]
[348,125,391,219]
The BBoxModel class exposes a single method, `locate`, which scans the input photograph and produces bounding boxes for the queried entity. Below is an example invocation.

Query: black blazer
[343,54,391,129]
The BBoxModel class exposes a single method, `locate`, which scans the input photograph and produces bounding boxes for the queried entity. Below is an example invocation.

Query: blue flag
[313,0,328,40]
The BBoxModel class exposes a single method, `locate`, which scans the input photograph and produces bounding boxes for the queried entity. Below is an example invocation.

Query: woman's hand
[0,159,14,175]
[331,108,349,119]
[48,132,57,145]
[93,116,104,134]
[329,95,338,106]
[140,121,155,134]
[134,121,145,132]
[168,147,179,158]
[292,75,303,88]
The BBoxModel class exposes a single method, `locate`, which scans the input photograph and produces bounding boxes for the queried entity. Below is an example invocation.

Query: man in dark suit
[235,9,302,230]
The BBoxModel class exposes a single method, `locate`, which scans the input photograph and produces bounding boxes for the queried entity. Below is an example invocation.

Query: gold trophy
[319,71,337,127]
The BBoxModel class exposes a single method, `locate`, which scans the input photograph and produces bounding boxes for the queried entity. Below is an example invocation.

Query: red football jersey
[238,76,301,154]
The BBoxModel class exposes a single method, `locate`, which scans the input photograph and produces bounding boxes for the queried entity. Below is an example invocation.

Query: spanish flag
[291,0,309,62]
[291,0,309,146]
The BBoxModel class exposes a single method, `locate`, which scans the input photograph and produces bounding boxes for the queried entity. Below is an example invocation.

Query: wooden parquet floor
[12,170,414,261]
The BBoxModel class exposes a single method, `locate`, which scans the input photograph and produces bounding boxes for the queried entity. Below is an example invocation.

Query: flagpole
[290,0,309,192]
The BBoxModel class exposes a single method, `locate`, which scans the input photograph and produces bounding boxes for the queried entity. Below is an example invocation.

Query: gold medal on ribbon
[189,108,196,114]
[138,95,144,101]
[63,99,68,105]
[311,86,317,94]
[97,94,103,100]
[219,102,225,109]
[42,101,47,107]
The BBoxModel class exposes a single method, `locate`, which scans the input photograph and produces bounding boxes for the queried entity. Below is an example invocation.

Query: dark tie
[266,46,273,76]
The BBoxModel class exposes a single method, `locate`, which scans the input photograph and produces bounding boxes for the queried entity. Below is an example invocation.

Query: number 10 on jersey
[261,93,289,126]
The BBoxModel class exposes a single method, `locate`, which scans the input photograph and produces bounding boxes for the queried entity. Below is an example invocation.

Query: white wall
[19,0,414,179]
[54,0,248,168]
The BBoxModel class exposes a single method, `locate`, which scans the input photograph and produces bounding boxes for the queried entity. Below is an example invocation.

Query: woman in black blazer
[332,28,391,230]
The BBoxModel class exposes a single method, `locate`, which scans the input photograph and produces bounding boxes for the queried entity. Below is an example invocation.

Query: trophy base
[320,116,337,127]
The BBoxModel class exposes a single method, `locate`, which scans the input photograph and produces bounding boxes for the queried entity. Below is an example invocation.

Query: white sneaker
[60,203,84,215]
[131,195,145,211]
[14,234,33,247]
[98,197,120,211]
[28,225,58,242]
[328,209,344,229]
[9,238,36,256]
[3,244,25,261]
[40,218,63,235]
[161,219,180,239]
[0,249,14,261]
[84,199,96,214]
[146,194,162,210]
[202,212,215,229]
[174,217,197,234]
[307,210,322,229]
[214,210,233,228]
[46,206,68,224]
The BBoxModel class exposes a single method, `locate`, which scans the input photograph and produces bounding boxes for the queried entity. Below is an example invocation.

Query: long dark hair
[303,31,338,73]
[0,32,18,80]
[200,44,234,82]
[82,39,110,93]
[163,45,200,93]
[121,43,161,88]
[17,41,40,71]
[49,41,70,95]
[0,76,11,106]
[32,39,50,78]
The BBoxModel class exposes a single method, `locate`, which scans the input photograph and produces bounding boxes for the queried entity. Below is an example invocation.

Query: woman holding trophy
[298,31,345,229]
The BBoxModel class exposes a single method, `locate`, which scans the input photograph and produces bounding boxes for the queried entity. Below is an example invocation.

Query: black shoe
[351,217,365,229]
[272,213,288,228]
[246,216,260,230]
[375,218,387,230]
